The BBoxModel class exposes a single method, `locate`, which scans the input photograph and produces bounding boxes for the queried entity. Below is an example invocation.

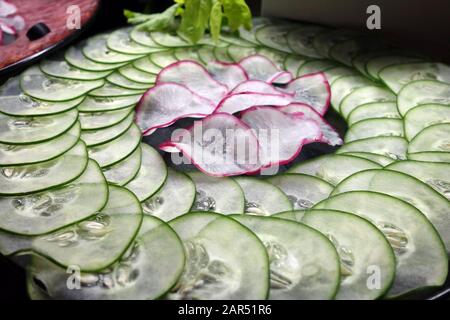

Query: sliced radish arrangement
[280,72,331,116]
[160,113,261,176]
[215,92,292,114]
[230,80,288,95]
[239,55,292,84]
[278,103,343,146]
[136,83,216,135]
[206,61,248,90]
[267,71,294,84]
[156,60,228,104]
[240,106,322,169]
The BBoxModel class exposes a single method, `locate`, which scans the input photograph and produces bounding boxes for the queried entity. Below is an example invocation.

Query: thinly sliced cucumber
[141,168,195,221]
[329,36,384,67]
[83,35,143,64]
[232,214,340,300]
[271,210,305,221]
[404,104,450,141]
[386,161,450,200]
[107,72,152,90]
[168,212,269,299]
[197,45,216,64]
[187,171,244,214]
[267,174,334,209]
[173,47,202,62]
[233,177,292,215]
[0,160,108,235]
[408,151,450,163]
[77,94,140,112]
[65,43,127,71]
[330,75,372,111]
[283,54,308,76]
[40,58,111,80]
[0,108,78,145]
[148,51,178,68]
[102,145,142,186]
[366,55,424,80]
[340,152,395,166]
[297,60,337,76]
[89,83,145,97]
[239,16,272,44]
[397,80,450,116]
[408,123,450,154]
[226,45,257,63]
[303,209,396,300]
[150,31,191,47]
[257,48,287,69]
[220,32,255,47]
[287,25,327,58]
[28,215,185,299]
[332,169,450,253]
[133,56,161,74]
[339,86,395,118]
[79,107,133,130]
[336,136,408,160]
[119,65,156,84]
[287,154,381,186]
[88,123,141,168]
[347,101,401,126]
[345,118,404,142]
[21,66,104,102]
[351,51,384,78]
[379,62,450,94]
[214,46,234,63]
[107,28,163,55]
[125,144,167,201]
[312,29,361,58]
[323,66,358,84]
[130,26,161,47]
[0,141,88,196]
[315,191,448,298]
[0,122,80,166]
[80,112,134,146]
[255,24,298,53]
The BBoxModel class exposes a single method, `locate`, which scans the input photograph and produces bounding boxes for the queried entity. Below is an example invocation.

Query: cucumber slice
[347,101,401,126]
[404,104,450,141]
[303,209,396,300]
[397,80,450,116]
[173,47,202,62]
[119,65,156,84]
[386,161,450,200]
[330,75,372,111]
[83,35,143,64]
[287,154,381,186]
[214,46,233,63]
[257,48,288,69]
[0,160,108,235]
[239,16,272,44]
[351,51,384,78]
[339,86,396,118]
[312,29,361,58]
[366,55,424,80]
[232,214,340,300]
[87,123,141,168]
[255,24,298,53]
[345,118,404,142]
[130,26,160,47]
[329,36,384,67]
[141,168,195,221]
[226,45,257,63]
[197,45,216,64]
[106,72,152,90]
[271,210,305,221]
[79,107,133,130]
[77,94,140,112]
[150,31,190,47]
[315,191,448,298]
[267,174,334,209]
[0,109,78,145]
[287,25,326,58]
[0,122,80,166]
[133,56,161,74]
[28,215,185,299]
[102,145,141,186]
[297,60,337,77]
[21,67,104,102]
[379,62,450,94]
[40,58,111,80]
[0,141,88,196]
[408,123,450,154]
[80,112,134,146]
[148,51,178,68]
[89,83,145,97]
[332,169,450,254]
[187,171,244,214]
[339,152,395,166]
[283,54,308,76]
[168,212,269,299]
[323,66,358,85]
[65,43,127,72]
[336,136,408,160]
[408,151,450,163]
[125,144,167,201]
[107,28,163,55]
[233,177,293,215]
[220,32,255,47]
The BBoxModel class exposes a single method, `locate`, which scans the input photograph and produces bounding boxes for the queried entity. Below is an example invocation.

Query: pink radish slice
[215,92,292,114]
[278,103,343,146]
[230,80,288,96]
[0,1,16,17]
[280,72,331,116]
[159,113,261,176]
[267,71,293,84]
[206,61,249,90]
[136,83,216,136]
[156,60,228,104]
[239,55,283,82]
[240,106,322,169]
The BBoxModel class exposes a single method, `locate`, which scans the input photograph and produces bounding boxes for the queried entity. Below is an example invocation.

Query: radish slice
[267,71,293,84]
[156,60,228,104]
[160,113,261,176]
[0,1,16,17]
[206,61,249,90]
[239,55,283,82]
[215,92,292,114]
[280,72,331,116]
[278,103,343,146]
[136,83,216,136]
[230,80,288,95]
[240,106,322,169]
